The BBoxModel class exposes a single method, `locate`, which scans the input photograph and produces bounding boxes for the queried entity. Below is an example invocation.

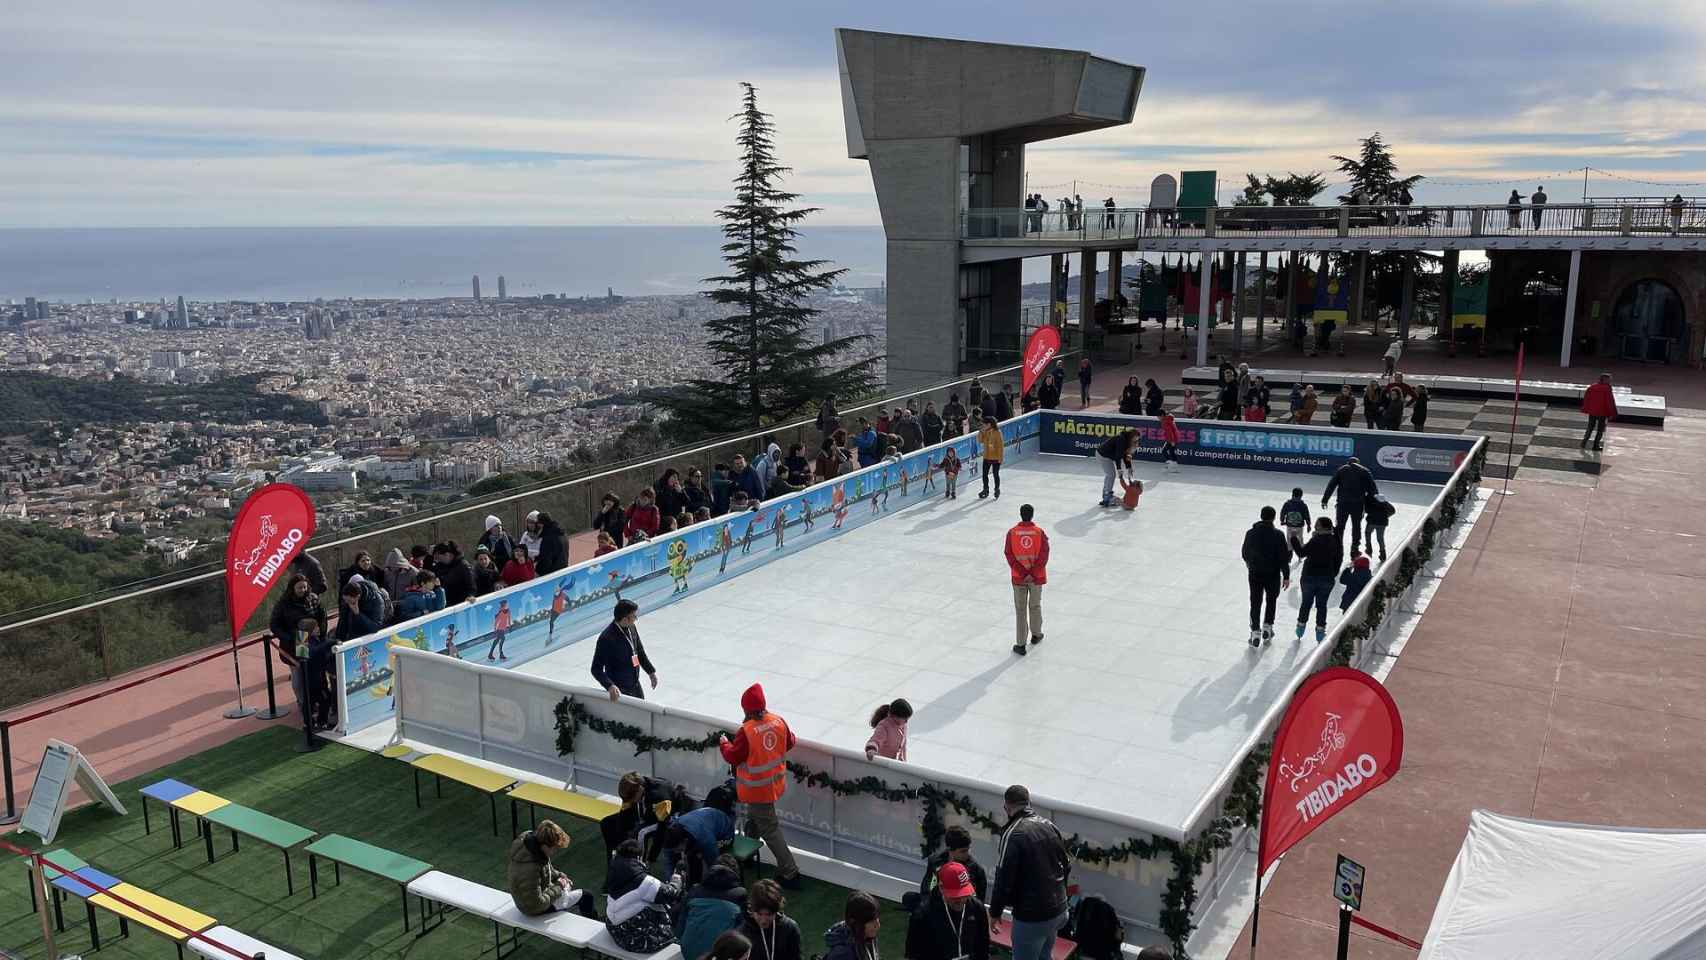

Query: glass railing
[964,202,1700,243]
[0,353,1077,710]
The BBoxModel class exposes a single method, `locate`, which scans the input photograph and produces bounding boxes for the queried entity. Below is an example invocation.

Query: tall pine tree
[663,83,880,438]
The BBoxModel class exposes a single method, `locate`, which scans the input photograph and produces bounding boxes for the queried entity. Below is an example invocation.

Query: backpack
[1366,494,1395,522]
[1065,895,1124,960]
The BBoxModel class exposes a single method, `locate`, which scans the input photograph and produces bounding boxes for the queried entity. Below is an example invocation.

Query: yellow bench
[410,754,517,835]
[507,781,622,837]
[88,881,216,960]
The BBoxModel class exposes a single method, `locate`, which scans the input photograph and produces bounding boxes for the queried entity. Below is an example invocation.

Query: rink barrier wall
[389,645,1181,934]
[334,412,1045,735]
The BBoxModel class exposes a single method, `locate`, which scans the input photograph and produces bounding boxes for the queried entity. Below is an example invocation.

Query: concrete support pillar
[1282,253,1296,331]
[1078,249,1094,340]
[1560,249,1582,368]
[1255,252,1268,345]
[1195,252,1212,366]
[1441,249,1459,346]
[1398,260,1415,342]
[1107,250,1121,307]
[1232,252,1247,355]
[1351,252,1369,327]
[1049,254,1065,325]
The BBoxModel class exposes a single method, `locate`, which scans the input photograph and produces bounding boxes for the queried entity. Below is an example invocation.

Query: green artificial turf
[2,727,914,959]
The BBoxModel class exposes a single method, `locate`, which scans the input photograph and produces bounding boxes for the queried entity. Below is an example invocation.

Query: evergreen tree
[662,83,880,438]
[1264,172,1329,206]
[1332,132,1423,205]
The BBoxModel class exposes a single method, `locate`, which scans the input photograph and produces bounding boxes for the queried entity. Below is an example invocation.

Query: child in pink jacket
[864,698,913,761]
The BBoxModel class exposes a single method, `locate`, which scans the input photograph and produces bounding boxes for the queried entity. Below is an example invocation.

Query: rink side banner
[1038,411,1476,483]
[336,414,1041,733]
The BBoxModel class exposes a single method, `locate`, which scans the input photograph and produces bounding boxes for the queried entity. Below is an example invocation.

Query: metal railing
[0,354,1075,711]
[966,202,1705,243]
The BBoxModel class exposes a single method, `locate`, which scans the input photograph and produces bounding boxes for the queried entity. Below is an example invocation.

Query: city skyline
[6,2,1706,228]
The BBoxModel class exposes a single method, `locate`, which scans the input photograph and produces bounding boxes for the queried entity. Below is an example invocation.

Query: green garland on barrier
[552,694,1266,956]
[546,444,1486,957]
[1329,443,1486,669]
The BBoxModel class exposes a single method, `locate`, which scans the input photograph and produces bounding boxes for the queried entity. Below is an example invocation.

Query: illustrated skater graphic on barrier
[802,500,816,532]
[488,599,512,661]
[547,580,569,642]
[742,512,760,554]
[832,485,849,529]
[773,507,787,549]
[442,623,460,658]
[921,454,937,494]
[668,540,693,593]
[356,644,373,681]
[718,522,734,572]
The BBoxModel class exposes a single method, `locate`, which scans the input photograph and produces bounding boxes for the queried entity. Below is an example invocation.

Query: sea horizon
[0,224,889,303]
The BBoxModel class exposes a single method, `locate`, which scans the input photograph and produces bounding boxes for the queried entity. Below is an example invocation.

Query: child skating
[941,447,962,499]
[1160,410,1182,472]
[1280,487,1311,544]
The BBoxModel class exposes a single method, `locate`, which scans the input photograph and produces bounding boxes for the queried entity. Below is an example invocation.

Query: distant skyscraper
[498,275,507,300]
[175,295,189,328]
[23,297,36,320]
[472,275,482,300]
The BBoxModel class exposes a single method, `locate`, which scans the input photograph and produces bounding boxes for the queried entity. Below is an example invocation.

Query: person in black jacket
[1143,379,1165,416]
[741,880,804,960]
[1096,430,1136,508]
[1241,506,1292,647]
[1217,370,1240,420]
[994,385,1015,421]
[271,573,329,719]
[906,862,990,960]
[1321,457,1379,548]
[534,512,569,574]
[916,825,989,905]
[1117,377,1142,415]
[333,581,381,642]
[987,785,1070,960]
[290,552,328,596]
[431,541,477,605]
[593,494,627,551]
[1037,377,1061,411]
[592,600,657,701]
[337,550,379,594]
[1289,517,1343,643]
[1379,385,1406,430]
[1361,380,1383,429]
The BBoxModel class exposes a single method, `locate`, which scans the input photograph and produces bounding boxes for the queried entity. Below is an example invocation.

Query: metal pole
[1255,251,1268,345]
[1335,905,1353,960]
[223,635,256,720]
[0,720,17,825]
[1249,854,1261,959]
[256,635,290,720]
[1196,252,1212,366]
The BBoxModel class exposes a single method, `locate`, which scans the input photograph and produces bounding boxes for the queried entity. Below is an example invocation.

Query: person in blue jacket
[661,782,738,883]
[852,418,883,468]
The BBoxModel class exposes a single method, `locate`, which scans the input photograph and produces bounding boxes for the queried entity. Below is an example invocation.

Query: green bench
[202,802,318,895]
[306,833,433,933]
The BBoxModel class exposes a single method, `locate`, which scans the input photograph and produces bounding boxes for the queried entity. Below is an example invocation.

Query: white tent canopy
[1419,809,1706,960]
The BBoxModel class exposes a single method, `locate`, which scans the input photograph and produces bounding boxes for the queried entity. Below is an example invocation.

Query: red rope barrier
[3,634,271,727]
[1350,912,1423,950]
[1,839,258,960]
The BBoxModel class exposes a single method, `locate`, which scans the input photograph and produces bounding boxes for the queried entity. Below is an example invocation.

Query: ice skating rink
[518,454,1440,833]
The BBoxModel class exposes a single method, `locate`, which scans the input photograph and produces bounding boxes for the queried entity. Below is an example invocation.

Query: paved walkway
[1222,406,1706,955]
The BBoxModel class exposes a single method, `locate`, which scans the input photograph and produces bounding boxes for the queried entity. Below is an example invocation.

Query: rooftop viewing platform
[962,201,1706,254]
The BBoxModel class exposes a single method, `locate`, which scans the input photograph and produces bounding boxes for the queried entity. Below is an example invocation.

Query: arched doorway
[1612,279,1686,363]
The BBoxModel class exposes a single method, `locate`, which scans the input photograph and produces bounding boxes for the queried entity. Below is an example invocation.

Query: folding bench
[305,833,432,932]
[20,847,85,927]
[87,880,218,960]
[410,753,517,835]
[201,802,317,894]
[508,781,621,837]
[186,924,307,960]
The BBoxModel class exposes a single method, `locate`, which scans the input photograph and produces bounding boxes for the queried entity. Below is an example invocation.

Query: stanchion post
[255,634,290,721]
[1335,905,1352,960]
[0,719,17,825]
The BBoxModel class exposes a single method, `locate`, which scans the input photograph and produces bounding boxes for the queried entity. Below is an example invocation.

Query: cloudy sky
[7,0,1706,227]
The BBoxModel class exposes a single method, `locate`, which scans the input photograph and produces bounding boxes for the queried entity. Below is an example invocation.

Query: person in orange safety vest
[1004,504,1050,657]
[718,683,802,889]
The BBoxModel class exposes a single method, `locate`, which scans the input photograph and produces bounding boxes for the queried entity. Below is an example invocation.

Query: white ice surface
[516,455,1440,835]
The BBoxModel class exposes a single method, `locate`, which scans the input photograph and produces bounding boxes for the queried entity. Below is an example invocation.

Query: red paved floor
[3,640,296,815]
[1222,409,1706,956]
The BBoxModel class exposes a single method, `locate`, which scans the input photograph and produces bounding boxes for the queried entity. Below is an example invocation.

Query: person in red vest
[1580,373,1618,452]
[719,683,802,889]
[1003,504,1050,657]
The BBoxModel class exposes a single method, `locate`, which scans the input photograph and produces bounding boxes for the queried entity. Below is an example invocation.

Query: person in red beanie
[719,683,802,889]
[1580,373,1618,452]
